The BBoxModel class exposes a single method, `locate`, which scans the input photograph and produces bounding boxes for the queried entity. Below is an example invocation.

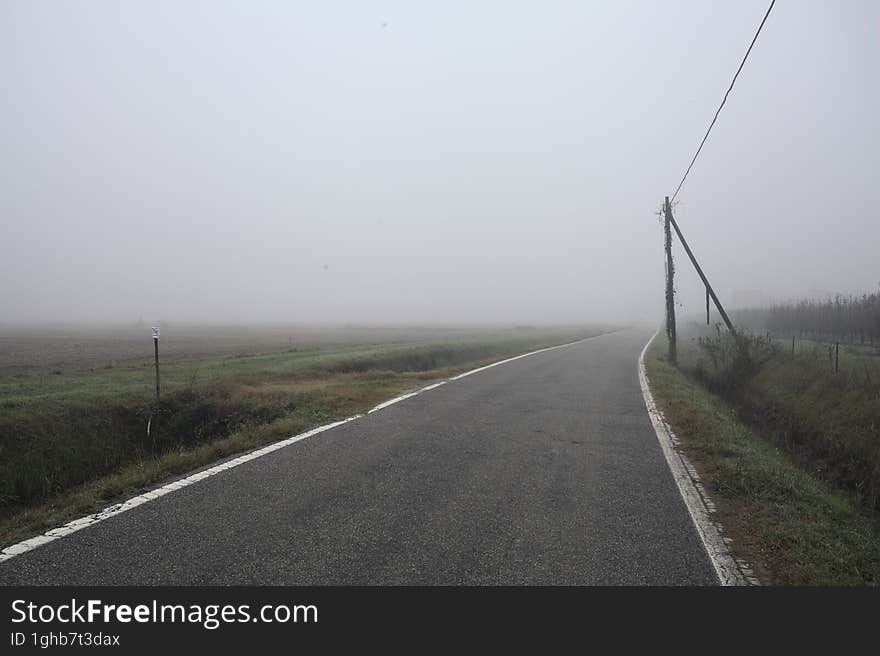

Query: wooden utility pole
[664,196,677,363]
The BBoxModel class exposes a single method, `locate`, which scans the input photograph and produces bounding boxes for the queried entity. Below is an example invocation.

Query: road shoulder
[644,332,880,585]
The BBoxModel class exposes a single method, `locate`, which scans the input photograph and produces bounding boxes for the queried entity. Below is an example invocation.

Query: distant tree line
[733,291,880,345]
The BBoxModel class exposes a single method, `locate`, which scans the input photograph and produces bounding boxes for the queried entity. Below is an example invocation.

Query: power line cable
[670,0,776,202]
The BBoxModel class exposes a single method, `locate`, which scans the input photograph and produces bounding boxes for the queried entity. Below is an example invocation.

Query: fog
[2,1,878,325]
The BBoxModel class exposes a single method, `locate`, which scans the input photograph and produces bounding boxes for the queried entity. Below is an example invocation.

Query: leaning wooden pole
[665,202,736,336]
[663,196,677,363]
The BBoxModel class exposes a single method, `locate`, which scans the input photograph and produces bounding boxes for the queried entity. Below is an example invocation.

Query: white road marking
[0,334,601,563]
[638,330,757,586]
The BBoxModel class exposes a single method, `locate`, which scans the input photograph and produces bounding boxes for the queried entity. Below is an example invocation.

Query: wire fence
[719,303,880,392]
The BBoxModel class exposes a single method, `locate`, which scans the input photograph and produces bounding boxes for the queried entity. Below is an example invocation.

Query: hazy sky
[2,1,878,324]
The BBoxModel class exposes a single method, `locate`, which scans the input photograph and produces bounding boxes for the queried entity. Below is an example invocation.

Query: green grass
[682,328,880,510]
[0,326,610,548]
[0,340,510,405]
[646,333,880,585]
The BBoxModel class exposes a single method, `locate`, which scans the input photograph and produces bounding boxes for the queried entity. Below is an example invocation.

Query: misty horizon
[3,1,878,325]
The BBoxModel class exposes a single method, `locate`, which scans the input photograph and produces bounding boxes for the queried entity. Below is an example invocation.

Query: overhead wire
[670,0,776,202]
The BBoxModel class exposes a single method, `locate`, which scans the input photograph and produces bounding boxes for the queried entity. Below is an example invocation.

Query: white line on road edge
[0,334,602,564]
[0,417,359,563]
[638,330,758,586]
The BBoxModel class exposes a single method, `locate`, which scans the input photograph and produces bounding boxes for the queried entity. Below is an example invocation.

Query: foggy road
[0,328,717,585]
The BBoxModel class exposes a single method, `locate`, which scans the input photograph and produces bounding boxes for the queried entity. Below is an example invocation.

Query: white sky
[2,1,878,324]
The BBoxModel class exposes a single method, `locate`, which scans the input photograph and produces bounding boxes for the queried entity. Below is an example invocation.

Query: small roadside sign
[151,328,161,400]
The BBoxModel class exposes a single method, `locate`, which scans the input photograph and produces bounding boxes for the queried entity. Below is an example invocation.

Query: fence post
[706,287,710,325]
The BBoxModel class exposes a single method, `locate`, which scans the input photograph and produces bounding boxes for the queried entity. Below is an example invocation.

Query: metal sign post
[152,327,160,402]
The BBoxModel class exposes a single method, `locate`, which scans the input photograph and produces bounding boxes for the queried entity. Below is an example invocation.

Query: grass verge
[0,328,607,548]
[646,332,880,585]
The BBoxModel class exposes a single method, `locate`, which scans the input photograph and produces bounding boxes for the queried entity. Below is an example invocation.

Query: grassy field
[646,326,880,584]
[0,325,595,405]
[0,323,548,378]
[681,325,880,510]
[0,323,614,548]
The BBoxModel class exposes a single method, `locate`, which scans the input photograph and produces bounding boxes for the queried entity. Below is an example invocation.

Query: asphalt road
[0,328,717,585]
